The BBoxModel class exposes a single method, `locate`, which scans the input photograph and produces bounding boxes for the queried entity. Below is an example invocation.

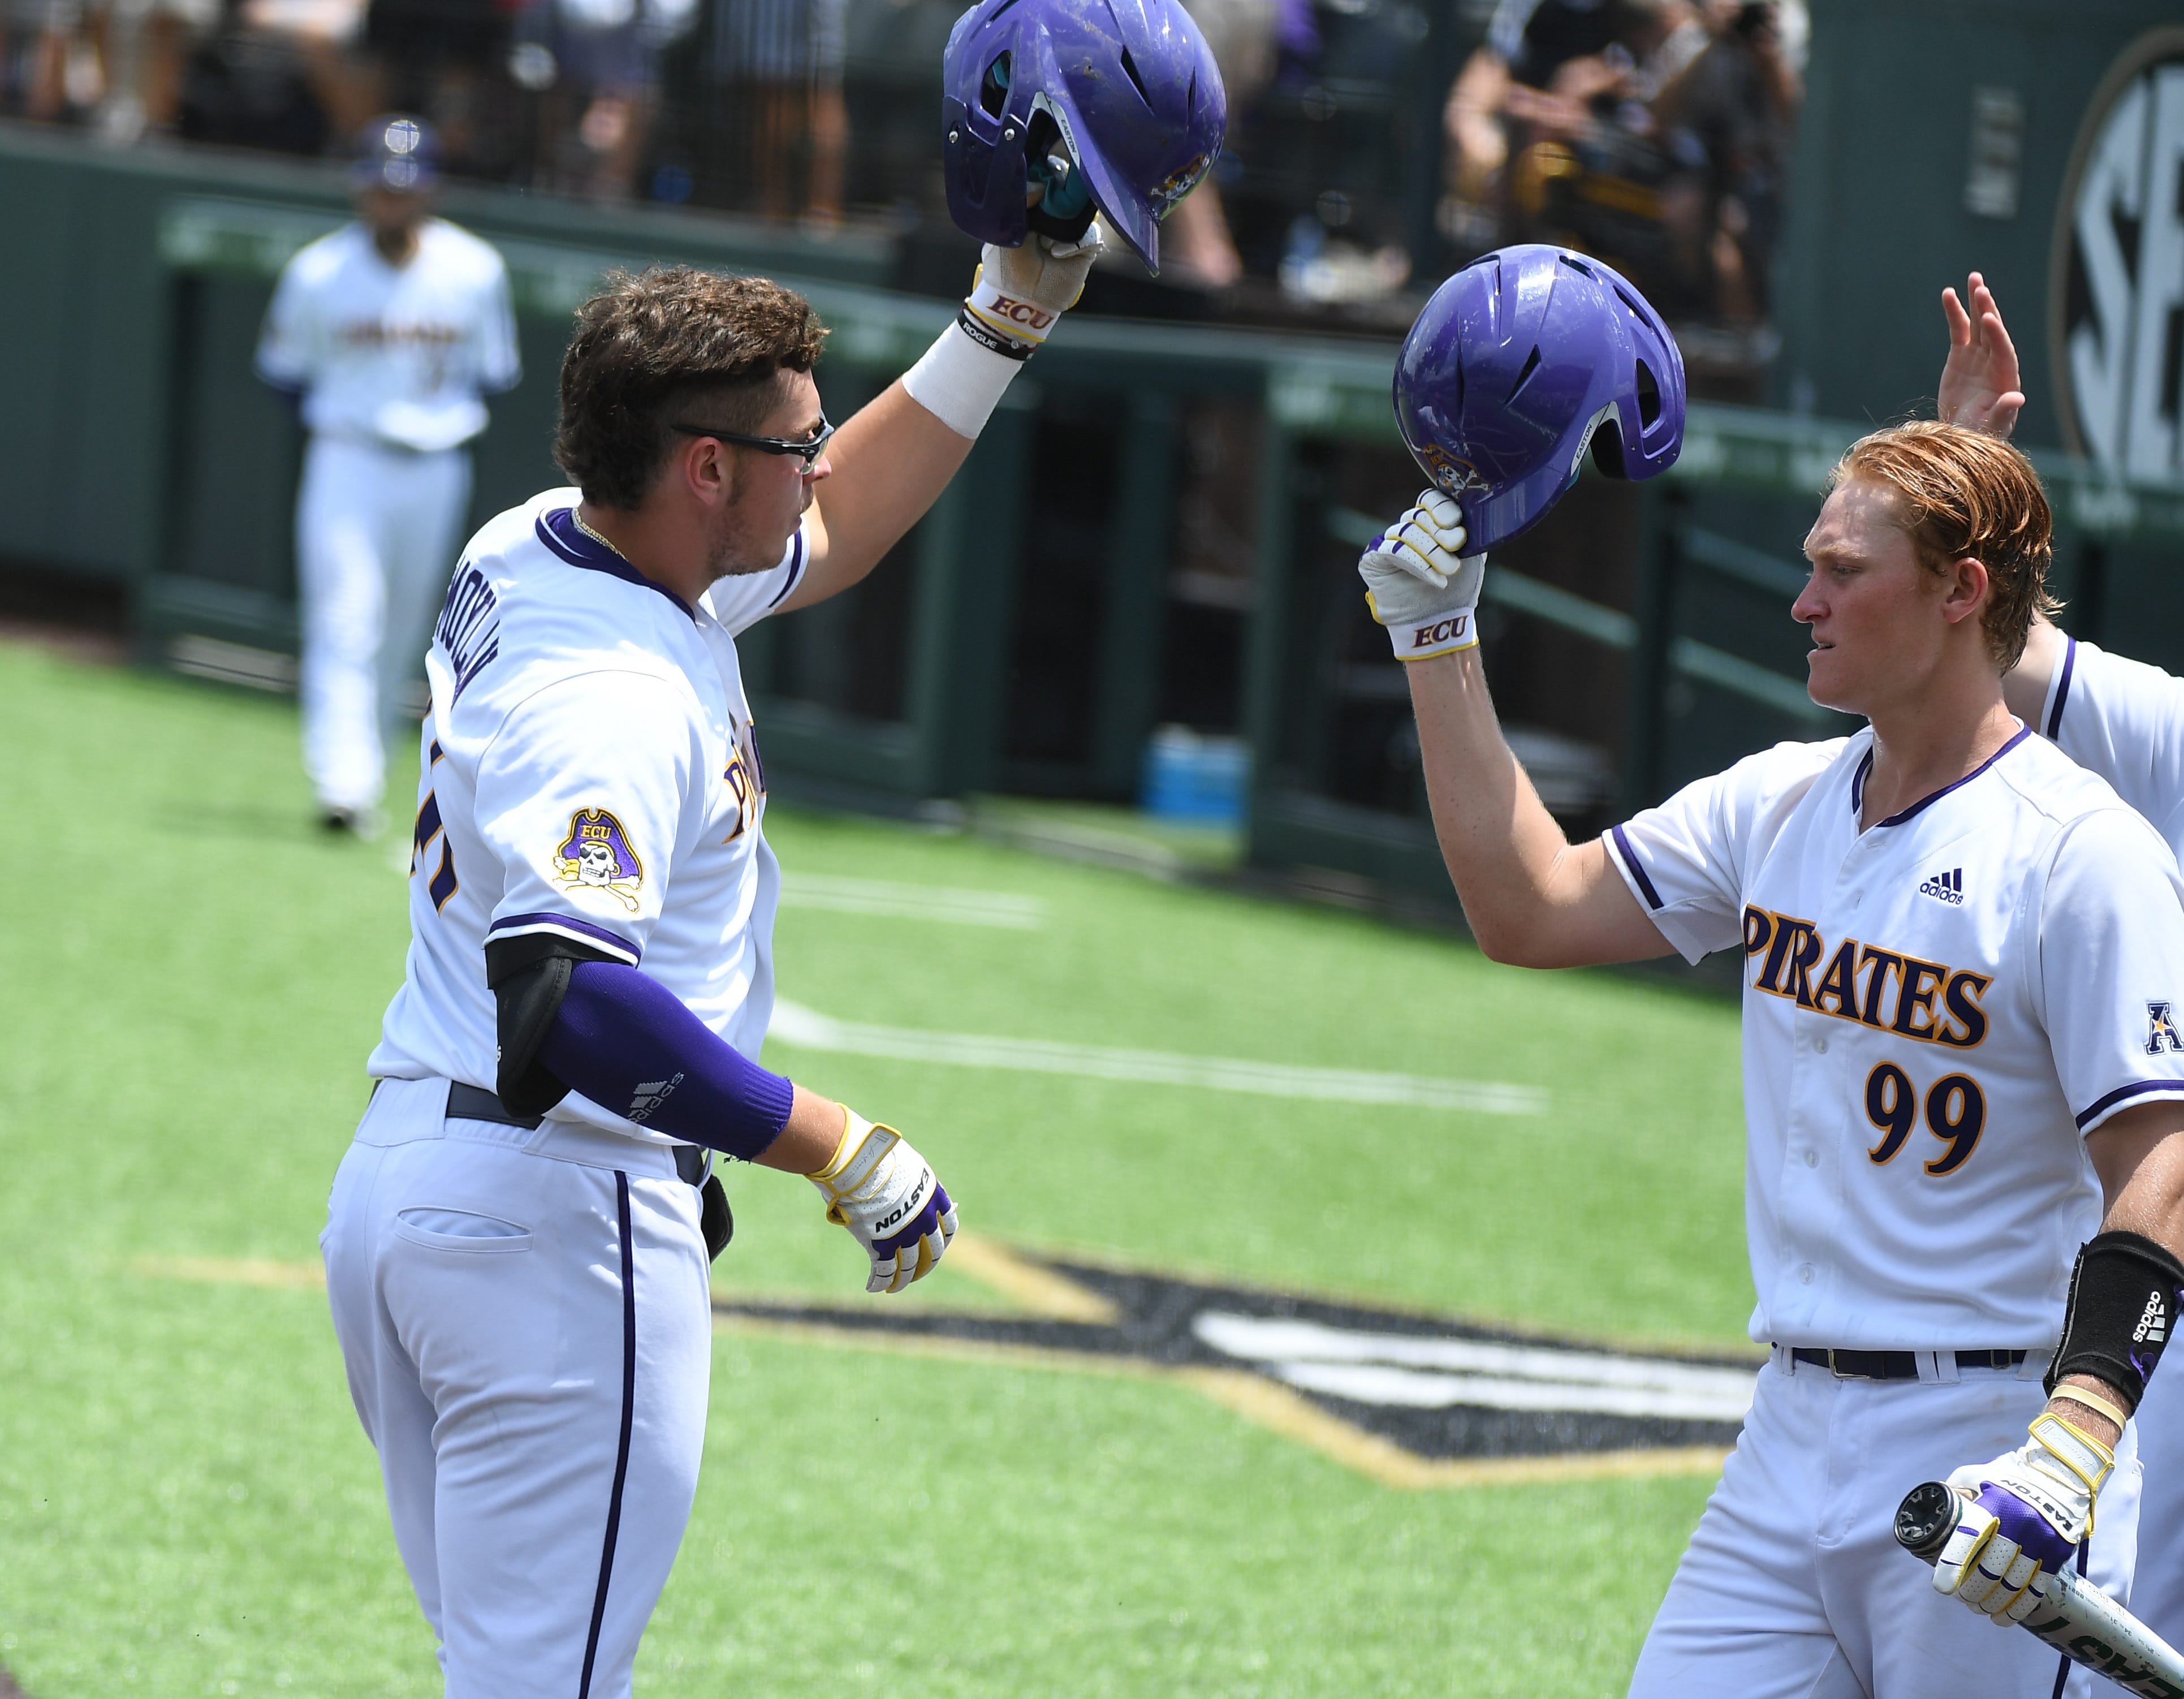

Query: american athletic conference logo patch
[553,808,644,912]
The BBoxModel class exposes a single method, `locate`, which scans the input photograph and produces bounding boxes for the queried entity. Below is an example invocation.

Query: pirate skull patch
[552,808,645,911]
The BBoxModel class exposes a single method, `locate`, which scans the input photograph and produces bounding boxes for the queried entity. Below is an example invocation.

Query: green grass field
[0,639,1755,1696]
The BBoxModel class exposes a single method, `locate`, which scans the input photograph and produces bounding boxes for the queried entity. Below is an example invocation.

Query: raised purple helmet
[1395,244,1686,550]
[942,0,1227,273]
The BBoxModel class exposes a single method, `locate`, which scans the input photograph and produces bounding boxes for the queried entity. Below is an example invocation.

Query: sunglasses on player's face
[671,413,834,471]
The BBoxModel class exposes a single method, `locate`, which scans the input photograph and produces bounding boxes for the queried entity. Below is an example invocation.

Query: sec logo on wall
[2053,27,2184,476]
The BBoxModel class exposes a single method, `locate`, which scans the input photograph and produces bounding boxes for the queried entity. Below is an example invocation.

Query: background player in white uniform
[1358,419,2184,1696]
[320,222,1101,1694]
[256,115,520,836]
[1933,269,2184,1664]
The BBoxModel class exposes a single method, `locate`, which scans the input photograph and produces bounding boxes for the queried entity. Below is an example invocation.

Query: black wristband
[2047,1228,2184,1412]
[955,305,1037,361]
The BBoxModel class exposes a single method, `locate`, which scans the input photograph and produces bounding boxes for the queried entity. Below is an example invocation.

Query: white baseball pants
[1629,1348,2140,1699]
[321,1077,714,1698]
[2119,1369,2184,1653]
[295,436,472,814]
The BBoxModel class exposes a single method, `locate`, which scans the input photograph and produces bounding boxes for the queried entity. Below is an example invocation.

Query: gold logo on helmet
[1150,153,1213,219]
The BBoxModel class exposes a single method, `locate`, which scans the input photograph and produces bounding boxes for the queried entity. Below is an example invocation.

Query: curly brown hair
[554,266,828,510]
[1831,420,2059,671]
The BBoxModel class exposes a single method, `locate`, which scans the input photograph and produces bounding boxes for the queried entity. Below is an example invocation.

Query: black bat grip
[1894,1480,1962,1563]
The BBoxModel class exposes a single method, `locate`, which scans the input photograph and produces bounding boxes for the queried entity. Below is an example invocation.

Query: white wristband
[1383,602,1479,661]
[901,321,1024,440]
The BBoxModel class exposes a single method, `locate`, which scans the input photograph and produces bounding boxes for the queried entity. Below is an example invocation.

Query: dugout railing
[11,125,2184,916]
[1246,368,2184,912]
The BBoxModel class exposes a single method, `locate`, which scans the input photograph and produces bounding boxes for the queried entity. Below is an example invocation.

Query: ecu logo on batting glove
[1359,490,1486,661]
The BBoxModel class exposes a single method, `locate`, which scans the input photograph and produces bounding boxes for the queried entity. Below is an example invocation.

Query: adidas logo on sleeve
[1918,868,1964,905]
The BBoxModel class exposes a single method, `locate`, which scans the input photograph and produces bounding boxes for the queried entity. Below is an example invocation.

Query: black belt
[1788,1347,2028,1380]
[445,1081,708,1187]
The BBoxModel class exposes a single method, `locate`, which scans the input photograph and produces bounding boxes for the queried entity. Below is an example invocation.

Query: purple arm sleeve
[536,961,795,1160]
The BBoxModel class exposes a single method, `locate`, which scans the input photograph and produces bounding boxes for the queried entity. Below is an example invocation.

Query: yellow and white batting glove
[1932,1413,2113,1624]
[806,1110,959,1294]
[1358,490,1487,661]
[960,215,1106,359]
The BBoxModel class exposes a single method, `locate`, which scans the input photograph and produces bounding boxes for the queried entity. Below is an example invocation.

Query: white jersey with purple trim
[365,486,809,1145]
[1604,724,2184,1350]
[256,218,520,452]
[2038,636,2184,856]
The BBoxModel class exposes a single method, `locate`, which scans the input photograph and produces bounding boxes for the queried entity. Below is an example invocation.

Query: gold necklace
[571,507,629,562]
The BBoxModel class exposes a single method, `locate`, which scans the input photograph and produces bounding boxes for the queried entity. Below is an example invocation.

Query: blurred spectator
[1162,0,1276,287]
[1651,0,1801,323]
[1442,0,1802,333]
[1445,0,1702,234]
[507,0,694,200]
[3,0,219,132]
[364,0,517,176]
[653,0,847,223]
[178,0,378,155]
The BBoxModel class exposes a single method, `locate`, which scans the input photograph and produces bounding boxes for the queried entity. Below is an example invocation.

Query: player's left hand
[1358,490,1487,660]
[806,1110,959,1293]
[1939,271,2025,440]
[1931,1413,2113,1623]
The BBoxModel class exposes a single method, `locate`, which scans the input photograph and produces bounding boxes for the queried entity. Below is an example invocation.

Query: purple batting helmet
[1395,244,1686,550]
[942,0,1227,274]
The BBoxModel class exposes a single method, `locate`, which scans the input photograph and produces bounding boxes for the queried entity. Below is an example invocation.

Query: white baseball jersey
[1605,725,2184,1350]
[2040,637,2184,856]
[366,488,810,1142]
[256,218,520,452]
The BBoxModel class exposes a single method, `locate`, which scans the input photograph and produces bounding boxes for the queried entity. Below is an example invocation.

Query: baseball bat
[1896,1481,2184,1699]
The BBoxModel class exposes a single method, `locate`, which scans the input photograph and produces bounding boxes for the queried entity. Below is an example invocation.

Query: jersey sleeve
[473,254,521,395]
[2034,807,2184,1135]
[2044,638,2184,861]
[1604,741,1838,964]
[255,260,317,391]
[473,670,703,965]
[703,524,809,636]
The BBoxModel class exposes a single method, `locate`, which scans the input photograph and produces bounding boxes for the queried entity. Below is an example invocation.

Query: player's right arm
[1362,496,1674,967]
[254,248,321,406]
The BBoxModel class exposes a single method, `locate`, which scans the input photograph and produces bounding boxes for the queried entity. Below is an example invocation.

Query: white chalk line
[779,873,1046,930]
[767,999,1545,1115]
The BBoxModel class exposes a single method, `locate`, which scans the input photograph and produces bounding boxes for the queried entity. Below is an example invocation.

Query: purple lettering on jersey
[436,564,502,703]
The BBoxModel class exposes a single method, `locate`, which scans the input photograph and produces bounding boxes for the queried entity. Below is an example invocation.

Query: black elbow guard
[2046,1229,2184,1412]
[484,933,619,1116]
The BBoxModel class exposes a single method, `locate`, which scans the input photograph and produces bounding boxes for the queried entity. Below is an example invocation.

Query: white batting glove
[1358,490,1487,661]
[962,218,1106,357]
[806,1110,959,1294]
[1932,1414,2112,1624]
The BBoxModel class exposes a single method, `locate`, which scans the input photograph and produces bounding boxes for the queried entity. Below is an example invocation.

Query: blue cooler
[1139,725,1250,825]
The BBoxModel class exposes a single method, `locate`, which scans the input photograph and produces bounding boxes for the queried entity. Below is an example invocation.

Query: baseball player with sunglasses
[1361,244,2184,1698]
[318,2,1225,1692]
